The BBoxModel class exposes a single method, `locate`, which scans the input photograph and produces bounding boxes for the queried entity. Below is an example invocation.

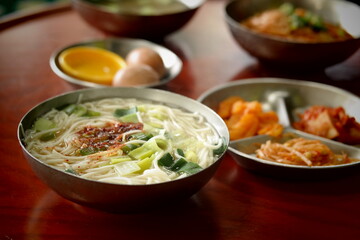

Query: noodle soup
[23,98,225,185]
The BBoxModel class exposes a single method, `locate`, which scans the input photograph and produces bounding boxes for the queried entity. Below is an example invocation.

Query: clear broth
[86,0,190,16]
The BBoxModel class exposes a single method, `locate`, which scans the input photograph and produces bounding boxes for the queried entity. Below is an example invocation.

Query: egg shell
[126,47,166,78]
[112,64,160,87]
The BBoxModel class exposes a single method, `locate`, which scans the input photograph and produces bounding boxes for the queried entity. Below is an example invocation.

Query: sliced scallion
[33,118,56,132]
[178,162,203,175]
[158,153,174,167]
[114,107,137,118]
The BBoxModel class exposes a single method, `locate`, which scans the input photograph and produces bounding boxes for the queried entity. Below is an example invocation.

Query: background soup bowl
[18,87,229,212]
[72,0,206,40]
[224,0,360,69]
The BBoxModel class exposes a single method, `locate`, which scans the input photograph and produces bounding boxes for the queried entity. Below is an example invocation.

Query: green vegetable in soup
[62,104,101,117]
[33,118,56,131]
[33,118,58,141]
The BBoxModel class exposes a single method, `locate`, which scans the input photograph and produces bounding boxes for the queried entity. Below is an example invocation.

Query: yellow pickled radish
[59,46,126,85]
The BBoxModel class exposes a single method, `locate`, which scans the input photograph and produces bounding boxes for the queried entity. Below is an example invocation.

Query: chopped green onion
[121,143,140,154]
[114,161,141,176]
[148,122,163,128]
[110,156,132,164]
[136,105,146,112]
[290,14,306,30]
[33,118,56,131]
[78,146,104,156]
[158,153,174,167]
[177,148,185,157]
[83,109,101,117]
[63,104,87,116]
[170,158,187,172]
[130,132,153,141]
[62,104,77,115]
[280,3,326,32]
[120,113,139,123]
[114,107,137,117]
[213,139,227,156]
[309,15,326,31]
[142,138,163,153]
[279,2,295,15]
[185,150,198,163]
[158,151,203,175]
[178,162,203,175]
[62,104,100,117]
[128,145,154,160]
[155,138,167,150]
[39,131,57,141]
[65,168,79,176]
[137,156,155,172]
[149,111,167,120]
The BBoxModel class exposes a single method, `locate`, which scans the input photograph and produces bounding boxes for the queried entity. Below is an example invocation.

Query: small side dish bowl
[18,87,229,212]
[225,0,360,69]
[50,37,182,88]
[198,78,360,179]
[72,0,205,39]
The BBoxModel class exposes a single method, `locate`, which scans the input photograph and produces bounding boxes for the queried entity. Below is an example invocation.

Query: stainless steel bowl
[198,78,360,179]
[72,0,205,40]
[225,0,360,69]
[18,88,229,212]
[50,38,182,88]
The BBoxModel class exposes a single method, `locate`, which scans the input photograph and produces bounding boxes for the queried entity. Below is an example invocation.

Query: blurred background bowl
[225,0,360,69]
[18,87,229,212]
[72,0,205,40]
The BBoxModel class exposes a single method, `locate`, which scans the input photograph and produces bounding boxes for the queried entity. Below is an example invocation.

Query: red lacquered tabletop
[1,1,360,239]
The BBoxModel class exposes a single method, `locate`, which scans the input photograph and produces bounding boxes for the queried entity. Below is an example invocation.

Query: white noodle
[24,98,223,185]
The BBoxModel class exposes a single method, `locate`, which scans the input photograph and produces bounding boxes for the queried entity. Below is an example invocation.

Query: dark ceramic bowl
[18,87,229,212]
[225,0,360,69]
[72,0,205,40]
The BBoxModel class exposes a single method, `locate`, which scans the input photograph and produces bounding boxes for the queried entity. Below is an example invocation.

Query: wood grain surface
[1,1,360,239]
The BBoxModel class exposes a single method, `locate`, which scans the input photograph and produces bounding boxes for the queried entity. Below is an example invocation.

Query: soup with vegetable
[24,98,225,185]
[241,3,354,43]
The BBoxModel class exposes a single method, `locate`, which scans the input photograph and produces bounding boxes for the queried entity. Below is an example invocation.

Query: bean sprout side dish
[256,137,359,166]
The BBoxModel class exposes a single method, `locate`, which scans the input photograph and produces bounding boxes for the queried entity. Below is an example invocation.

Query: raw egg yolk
[59,46,126,85]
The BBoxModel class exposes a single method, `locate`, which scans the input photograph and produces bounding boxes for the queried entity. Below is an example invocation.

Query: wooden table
[1,1,360,239]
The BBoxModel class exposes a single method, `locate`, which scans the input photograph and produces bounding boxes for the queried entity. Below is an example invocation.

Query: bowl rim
[198,77,360,103]
[73,0,207,16]
[224,0,360,45]
[18,87,229,186]
[50,37,183,88]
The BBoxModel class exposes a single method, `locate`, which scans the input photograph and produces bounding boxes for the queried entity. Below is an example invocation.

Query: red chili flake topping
[76,122,143,151]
